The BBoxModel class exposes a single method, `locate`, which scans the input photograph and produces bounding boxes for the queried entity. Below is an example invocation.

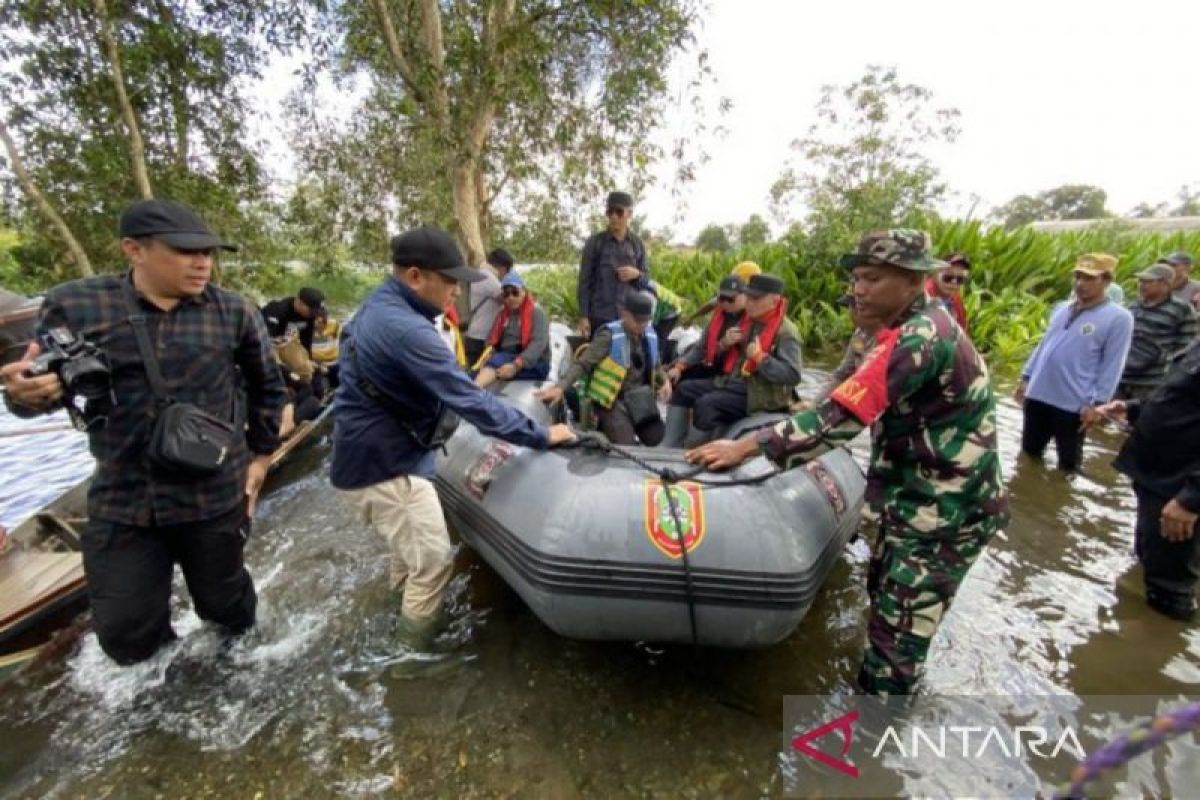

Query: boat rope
[1053,700,1200,798]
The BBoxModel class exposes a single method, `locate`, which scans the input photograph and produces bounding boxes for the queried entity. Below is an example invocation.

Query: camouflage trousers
[856,519,995,697]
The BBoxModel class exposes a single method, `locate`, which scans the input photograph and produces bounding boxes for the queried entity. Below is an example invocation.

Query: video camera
[25,326,114,429]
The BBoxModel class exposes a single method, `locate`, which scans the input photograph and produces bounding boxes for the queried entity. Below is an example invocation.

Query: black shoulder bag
[124,283,238,478]
[347,337,459,450]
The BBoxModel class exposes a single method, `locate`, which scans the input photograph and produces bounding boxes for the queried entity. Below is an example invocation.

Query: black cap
[606,191,634,210]
[1161,250,1194,267]
[390,227,485,283]
[621,290,655,321]
[486,248,515,270]
[118,199,237,251]
[297,287,325,313]
[941,251,972,269]
[718,275,744,298]
[744,273,785,298]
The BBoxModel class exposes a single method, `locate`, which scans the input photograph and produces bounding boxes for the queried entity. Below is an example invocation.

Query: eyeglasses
[940,274,967,285]
[502,288,523,297]
[718,294,739,303]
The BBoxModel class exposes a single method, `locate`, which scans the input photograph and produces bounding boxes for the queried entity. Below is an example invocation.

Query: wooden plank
[0,550,85,629]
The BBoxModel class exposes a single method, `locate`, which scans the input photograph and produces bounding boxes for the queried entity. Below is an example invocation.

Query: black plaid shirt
[5,272,286,525]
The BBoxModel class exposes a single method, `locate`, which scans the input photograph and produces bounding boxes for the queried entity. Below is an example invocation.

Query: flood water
[1,365,1197,798]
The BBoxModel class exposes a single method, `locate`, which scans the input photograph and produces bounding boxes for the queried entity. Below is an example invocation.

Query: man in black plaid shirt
[1,199,286,664]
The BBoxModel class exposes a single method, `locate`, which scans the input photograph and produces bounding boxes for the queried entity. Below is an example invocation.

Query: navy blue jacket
[330,276,548,489]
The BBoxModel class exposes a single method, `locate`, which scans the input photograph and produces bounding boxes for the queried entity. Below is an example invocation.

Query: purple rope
[1054,701,1200,798]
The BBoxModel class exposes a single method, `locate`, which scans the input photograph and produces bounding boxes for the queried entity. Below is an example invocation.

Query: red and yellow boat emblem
[644,480,706,559]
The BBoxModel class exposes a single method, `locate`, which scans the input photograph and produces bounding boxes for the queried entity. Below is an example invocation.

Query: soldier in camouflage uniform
[687,230,1009,696]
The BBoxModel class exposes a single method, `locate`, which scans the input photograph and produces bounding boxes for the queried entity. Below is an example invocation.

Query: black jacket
[260,297,316,354]
[1114,338,1200,508]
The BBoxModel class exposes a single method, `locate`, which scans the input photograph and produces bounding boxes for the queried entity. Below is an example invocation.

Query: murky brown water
[1,366,1196,798]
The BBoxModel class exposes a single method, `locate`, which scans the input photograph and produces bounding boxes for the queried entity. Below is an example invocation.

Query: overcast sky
[637,0,1199,241]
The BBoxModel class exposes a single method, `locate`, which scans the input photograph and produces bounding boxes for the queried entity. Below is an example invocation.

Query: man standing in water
[1093,338,1200,621]
[1014,254,1133,472]
[331,227,574,644]
[687,230,1008,697]
[1,199,286,665]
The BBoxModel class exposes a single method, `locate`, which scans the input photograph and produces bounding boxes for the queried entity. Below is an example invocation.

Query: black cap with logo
[391,227,485,283]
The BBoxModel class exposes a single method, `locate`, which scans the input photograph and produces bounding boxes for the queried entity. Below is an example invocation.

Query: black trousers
[1020,397,1086,472]
[596,400,665,446]
[81,503,256,664]
[669,378,749,431]
[1133,483,1200,609]
[463,336,487,367]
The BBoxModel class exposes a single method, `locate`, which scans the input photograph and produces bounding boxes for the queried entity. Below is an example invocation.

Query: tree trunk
[94,0,153,199]
[0,118,94,277]
[451,158,486,267]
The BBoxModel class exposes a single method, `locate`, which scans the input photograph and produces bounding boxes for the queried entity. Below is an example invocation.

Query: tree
[695,224,732,252]
[293,0,708,266]
[993,184,1111,228]
[738,214,770,247]
[0,0,306,279]
[768,65,960,248]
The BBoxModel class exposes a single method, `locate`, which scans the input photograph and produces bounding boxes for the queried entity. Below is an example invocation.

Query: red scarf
[702,309,740,372]
[925,278,968,332]
[738,297,788,376]
[486,292,535,349]
[443,303,460,328]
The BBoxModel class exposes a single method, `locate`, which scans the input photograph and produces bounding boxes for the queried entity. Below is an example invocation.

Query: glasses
[940,274,967,285]
[502,288,523,297]
[718,294,739,303]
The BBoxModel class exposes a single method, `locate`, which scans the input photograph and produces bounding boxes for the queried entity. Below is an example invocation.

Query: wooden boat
[0,400,334,676]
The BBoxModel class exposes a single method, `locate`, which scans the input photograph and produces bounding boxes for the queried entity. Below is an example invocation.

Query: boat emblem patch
[644,480,706,559]
[465,442,515,499]
[805,461,846,517]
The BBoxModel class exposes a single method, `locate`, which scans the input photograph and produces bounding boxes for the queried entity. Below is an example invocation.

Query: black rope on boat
[564,431,782,649]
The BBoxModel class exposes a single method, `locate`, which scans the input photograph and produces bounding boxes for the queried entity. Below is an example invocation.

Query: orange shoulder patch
[829,327,900,424]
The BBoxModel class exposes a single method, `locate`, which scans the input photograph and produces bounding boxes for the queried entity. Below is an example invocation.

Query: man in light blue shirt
[1014,253,1133,471]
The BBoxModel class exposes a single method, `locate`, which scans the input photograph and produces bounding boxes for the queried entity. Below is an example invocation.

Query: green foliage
[992,184,1112,228]
[695,224,733,252]
[526,220,1200,377]
[738,214,770,247]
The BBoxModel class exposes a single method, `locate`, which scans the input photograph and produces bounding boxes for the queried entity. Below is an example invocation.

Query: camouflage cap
[839,229,937,272]
[1074,252,1117,277]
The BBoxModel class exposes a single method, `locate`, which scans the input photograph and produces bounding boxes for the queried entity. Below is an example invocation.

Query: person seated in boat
[1,199,286,666]
[681,261,761,326]
[663,273,801,448]
[535,290,670,446]
[667,275,747,386]
[473,272,550,388]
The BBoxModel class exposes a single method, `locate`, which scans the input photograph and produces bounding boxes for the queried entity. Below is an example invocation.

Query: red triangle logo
[791,709,860,778]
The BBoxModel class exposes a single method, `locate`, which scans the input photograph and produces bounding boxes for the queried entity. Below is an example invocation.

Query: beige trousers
[341,476,454,620]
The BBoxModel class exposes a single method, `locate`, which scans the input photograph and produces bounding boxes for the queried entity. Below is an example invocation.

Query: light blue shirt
[1022,298,1134,412]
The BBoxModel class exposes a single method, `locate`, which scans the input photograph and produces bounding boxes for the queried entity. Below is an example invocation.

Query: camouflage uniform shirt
[757,294,1009,535]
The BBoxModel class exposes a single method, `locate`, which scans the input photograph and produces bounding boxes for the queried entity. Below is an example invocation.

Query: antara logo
[791,709,860,778]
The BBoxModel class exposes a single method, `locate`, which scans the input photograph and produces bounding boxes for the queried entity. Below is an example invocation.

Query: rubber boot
[662,406,689,448]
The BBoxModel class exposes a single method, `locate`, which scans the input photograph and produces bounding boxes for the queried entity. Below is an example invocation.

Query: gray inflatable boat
[434,362,866,648]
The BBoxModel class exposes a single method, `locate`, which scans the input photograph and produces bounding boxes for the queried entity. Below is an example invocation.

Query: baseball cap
[1160,251,1194,267]
[297,287,325,314]
[942,252,972,269]
[621,290,655,322]
[744,273,785,298]
[718,275,744,298]
[118,199,237,252]
[1135,263,1174,282]
[606,191,634,211]
[390,227,485,283]
[1074,253,1117,277]
[839,229,936,272]
[487,248,515,270]
[500,271,525,289]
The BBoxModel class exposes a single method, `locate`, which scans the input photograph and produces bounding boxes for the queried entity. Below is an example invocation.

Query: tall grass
[525,221,1200,377]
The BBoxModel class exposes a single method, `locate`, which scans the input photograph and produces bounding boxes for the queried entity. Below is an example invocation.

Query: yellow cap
[732,261,761,282]
[1074,253,1117,277]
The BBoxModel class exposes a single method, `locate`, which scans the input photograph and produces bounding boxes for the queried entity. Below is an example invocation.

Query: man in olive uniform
[688,230,1009,696]
[536,291,669,446]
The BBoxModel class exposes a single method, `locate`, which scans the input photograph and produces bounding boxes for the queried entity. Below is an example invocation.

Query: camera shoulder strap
[346,334,446,450]
[121,278,172,405]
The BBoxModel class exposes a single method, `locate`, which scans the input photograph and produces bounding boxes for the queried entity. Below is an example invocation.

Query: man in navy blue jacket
[331,227,574,641]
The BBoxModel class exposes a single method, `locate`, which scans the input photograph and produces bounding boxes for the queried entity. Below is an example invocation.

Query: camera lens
[60,356,112,400]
